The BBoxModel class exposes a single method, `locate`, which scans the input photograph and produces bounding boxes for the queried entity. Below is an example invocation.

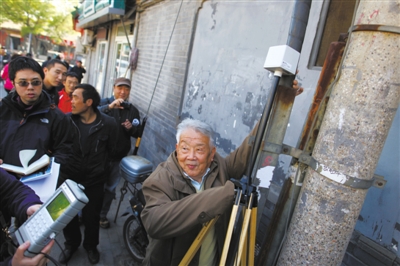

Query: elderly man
[141,82,303,265]
[98,77,141,228]
[141,118,257,265]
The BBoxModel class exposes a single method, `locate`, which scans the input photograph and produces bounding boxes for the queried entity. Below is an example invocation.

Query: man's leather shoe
[87,248,100,264]
[58,247,77,264]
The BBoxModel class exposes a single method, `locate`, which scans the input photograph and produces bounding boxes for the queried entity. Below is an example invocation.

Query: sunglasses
[15,80,43,87]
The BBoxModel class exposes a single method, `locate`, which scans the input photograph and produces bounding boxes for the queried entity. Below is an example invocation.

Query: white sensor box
[263,45,300,75]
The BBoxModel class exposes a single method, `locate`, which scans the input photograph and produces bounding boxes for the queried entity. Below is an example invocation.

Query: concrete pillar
[277,1,400,265]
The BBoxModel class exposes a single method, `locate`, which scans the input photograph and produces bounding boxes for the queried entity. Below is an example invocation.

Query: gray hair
[176,118,214,147]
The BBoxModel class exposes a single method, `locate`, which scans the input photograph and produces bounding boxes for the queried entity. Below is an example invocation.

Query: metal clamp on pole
[262,142,386,190]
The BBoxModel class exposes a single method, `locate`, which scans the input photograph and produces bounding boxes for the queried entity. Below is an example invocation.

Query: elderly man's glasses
[15,80,43,87]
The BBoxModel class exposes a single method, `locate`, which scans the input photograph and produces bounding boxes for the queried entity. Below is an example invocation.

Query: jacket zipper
[19,107,49,125]
[20,112,27,124]
[71,117,103,155]
[70,119,85,157]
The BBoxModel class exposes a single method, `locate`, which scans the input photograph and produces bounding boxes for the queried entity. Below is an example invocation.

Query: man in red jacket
[58,72,79,113]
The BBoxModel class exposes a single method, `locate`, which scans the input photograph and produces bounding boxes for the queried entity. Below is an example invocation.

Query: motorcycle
[118,153,153,262]
[122,188,148,262]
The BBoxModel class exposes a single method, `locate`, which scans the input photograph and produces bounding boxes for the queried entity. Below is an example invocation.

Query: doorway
[95,41,108,95]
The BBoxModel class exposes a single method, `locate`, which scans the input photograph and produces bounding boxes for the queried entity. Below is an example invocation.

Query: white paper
[19,149,37,169]
[22,161,60,202]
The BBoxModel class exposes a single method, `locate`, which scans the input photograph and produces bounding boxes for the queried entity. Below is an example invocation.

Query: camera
[120,101,130,109]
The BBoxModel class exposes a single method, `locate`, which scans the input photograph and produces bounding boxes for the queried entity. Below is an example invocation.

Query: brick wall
[130,0,201,167]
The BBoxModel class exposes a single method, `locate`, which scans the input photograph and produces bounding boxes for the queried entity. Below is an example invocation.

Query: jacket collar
[70,108,103,129]
[167,151,219,194]
[3,90,52,114]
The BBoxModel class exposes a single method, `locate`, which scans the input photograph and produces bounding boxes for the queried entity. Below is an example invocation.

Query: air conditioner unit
[81,29,94,47]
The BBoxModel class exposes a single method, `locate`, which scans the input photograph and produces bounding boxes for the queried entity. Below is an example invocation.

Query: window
[117,25,133,36]
[310,0,357,68]
[9,36,21,51]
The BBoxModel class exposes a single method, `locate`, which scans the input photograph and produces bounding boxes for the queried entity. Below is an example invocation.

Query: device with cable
[14,179,89,257]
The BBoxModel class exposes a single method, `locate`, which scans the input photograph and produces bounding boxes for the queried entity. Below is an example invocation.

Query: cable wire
[145,0,184,117]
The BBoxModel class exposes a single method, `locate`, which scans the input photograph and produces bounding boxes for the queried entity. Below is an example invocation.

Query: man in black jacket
[58,84,117,265]
[0,56,70,171]
[98,77,141,229]
[43,59,68,105]
[69,60,86,83]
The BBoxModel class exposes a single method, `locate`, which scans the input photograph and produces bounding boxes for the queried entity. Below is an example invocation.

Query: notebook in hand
[1,149,50,176]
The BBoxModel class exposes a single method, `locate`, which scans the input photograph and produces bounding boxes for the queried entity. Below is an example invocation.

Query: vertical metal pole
[245,75,280,182]
[278,1,400,264]
[27,33,32,54]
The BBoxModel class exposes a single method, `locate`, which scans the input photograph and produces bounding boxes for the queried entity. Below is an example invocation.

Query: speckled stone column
[277,1,400,265]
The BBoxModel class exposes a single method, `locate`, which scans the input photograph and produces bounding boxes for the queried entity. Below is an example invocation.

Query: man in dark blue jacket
[0,168,54,266]
[98,77,141,229]
[58,84,117,265]
[0,56,70,172]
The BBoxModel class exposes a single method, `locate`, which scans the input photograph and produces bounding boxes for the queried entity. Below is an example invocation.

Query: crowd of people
[0,54,303,265]
[0,56,141,265]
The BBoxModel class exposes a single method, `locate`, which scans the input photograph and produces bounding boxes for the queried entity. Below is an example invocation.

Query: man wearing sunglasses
[0,56,71,175]
[43,59,68,105]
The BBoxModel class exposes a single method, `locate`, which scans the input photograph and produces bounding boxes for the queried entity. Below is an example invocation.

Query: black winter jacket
[98,96,141,160]
[59,110,117,188]
[0,168,42,265]
[43,84,59,105]
[0,91,71,167]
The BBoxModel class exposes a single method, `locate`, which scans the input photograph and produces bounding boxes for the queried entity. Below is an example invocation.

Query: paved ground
[48,179,142,266]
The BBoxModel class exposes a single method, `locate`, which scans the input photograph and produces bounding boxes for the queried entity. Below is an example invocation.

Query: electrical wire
[8,237,62,266]
[39,251,61,266]
[54,238,66,266]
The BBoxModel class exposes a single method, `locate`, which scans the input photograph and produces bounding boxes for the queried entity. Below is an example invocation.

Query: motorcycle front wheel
[123,215,148,262]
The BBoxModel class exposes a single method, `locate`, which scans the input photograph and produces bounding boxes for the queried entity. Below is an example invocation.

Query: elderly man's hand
[292,79,304,96]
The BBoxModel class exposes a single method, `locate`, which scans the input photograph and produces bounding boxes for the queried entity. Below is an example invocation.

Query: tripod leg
[241,232,248,266]
[248,206,257,266]
[236,195,253,265]
[236,206,249,266]
[220,190,242,265]
[113,180,128,223]
[237,193,254,263]
[179,216,219,266]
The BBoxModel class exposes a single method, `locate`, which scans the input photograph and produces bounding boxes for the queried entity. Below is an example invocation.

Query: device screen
[46,191,70,221]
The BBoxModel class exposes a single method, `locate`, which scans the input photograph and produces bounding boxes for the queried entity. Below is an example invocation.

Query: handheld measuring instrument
[15,179,89,257]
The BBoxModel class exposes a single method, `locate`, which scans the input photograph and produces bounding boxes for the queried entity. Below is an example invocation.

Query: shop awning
[77,6,125,29]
